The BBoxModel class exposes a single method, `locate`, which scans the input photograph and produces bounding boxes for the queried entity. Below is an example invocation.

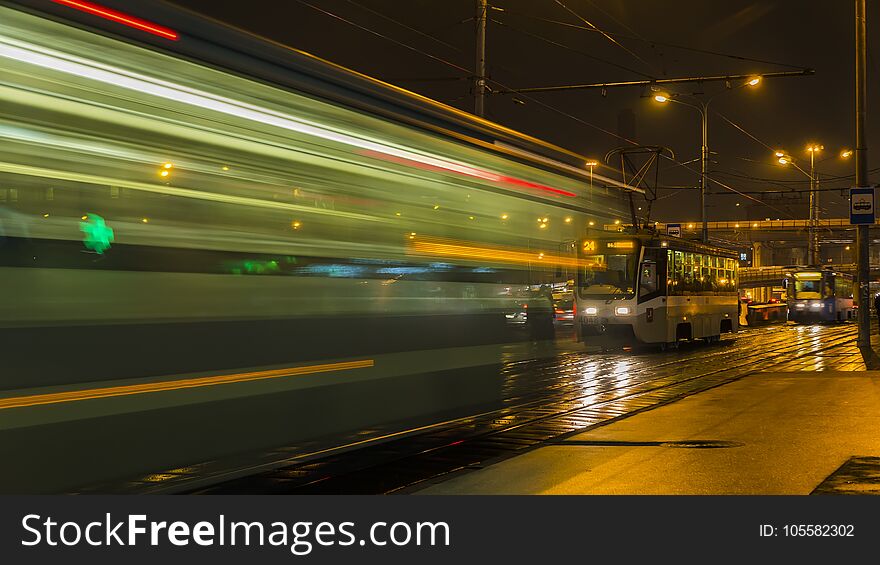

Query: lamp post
[585,160,598,201]
[653,76,761,244]
[776,146,850,266]
[807,144,823,266]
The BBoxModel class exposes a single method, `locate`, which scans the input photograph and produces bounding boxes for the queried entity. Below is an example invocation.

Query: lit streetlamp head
[585,160,598,167]
[778,156,790,165]
[841,149,853,159]
[747,76,761,87]
[774,150,785,158]
[806,144,824,153]
[653,93,670,103]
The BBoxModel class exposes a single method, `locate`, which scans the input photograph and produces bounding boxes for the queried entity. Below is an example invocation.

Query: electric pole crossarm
[499,69,815,95]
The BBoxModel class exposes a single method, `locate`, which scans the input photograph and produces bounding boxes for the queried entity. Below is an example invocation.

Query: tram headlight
[614,306,631,316]
[584,307,598,316]
[810,302,822,309]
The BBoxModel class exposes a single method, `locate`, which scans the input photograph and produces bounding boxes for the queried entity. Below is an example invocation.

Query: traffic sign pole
[855,0,871,350]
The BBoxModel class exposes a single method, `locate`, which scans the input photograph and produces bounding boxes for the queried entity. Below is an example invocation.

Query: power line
[659,153,796,219]
[493,6,809,71]
[343,0,465,54]
[551,0,657,75]
[713,110,776,152]
[489,18,654,79]
[294,0,473,75]
[294,0,642,147]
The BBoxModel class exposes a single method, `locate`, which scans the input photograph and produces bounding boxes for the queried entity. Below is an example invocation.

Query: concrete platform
[418,371,880,494]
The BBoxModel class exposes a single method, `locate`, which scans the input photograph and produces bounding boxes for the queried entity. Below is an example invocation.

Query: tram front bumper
[579,319,636,344]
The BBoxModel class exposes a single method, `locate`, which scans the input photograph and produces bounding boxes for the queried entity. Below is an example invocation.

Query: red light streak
[52,0,179,41]
[363,150,576,198]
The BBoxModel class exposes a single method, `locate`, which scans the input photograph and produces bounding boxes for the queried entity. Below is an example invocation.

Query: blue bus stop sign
[850,187,875,224]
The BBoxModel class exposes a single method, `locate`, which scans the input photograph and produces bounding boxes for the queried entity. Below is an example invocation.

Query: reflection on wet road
[98,323,868,494]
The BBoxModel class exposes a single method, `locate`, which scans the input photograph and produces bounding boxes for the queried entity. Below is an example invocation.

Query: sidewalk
[417,370,880,494]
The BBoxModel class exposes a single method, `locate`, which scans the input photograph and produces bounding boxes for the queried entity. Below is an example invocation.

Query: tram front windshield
[578,240,638,298]
[792,273,823,299]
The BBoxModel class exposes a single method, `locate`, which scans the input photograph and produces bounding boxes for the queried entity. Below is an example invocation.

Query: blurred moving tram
[0,0,632,490]
[785,267,855,323]
[575,233,739,350]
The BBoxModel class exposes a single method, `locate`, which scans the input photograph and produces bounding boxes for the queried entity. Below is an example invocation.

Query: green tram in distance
[574,233,739,350]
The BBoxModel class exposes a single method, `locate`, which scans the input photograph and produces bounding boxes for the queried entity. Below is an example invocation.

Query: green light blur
[79,213,114,254]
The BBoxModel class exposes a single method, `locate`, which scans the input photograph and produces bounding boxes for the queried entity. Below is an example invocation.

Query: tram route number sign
[666,223,682,237]
[850,187,875,225]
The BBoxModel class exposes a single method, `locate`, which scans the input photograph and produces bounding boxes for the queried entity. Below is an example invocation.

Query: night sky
[171,0,880,224]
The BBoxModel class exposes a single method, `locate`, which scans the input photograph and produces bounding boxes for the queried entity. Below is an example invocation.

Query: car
[553,299,575,323]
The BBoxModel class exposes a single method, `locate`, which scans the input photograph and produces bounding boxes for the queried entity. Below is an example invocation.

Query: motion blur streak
[362,150,577,197]
[52,0,180,40]
[0,35,569,199]
[0,360,375,411]
[0,162,385,223]
[408,237,603,269]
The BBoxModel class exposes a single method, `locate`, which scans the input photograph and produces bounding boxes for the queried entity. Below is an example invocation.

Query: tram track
[179,324,858,494]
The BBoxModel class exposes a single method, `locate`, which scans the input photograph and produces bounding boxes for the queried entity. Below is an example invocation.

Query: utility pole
[855,0,871,349]
[809,150,817,265]
[700,103,708,243]
[474,0,487,117]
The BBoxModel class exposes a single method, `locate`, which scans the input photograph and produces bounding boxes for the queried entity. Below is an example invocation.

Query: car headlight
[584,307,598,316]
[811,302,822,309]
[615,306,631,316]
[796,303,805,308]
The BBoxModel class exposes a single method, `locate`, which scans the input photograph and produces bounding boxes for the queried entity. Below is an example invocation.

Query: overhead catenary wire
[489,18,655,79]
[551,0,658,75]
[342,0,465,54]
[294,0,473,76]
[289,0,803,206]
[492,7,809,72]
[295,0,641,146]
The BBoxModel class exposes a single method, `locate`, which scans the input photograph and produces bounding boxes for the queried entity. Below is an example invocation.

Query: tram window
[667,250,680,295]
[835,276,854,298]
[580,253,637,296]
[824,277,835,299]
[793,275,822,299]
[639,261,657,296]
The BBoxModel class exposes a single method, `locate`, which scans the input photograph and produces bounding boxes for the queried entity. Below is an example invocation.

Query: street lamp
[774,144,845,266]
[653,76,761,243]
[585,160,599,201]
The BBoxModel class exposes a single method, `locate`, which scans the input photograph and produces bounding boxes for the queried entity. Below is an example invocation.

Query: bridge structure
[606,219,880,270]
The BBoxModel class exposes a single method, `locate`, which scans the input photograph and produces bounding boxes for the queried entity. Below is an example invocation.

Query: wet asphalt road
[89,322,872,494]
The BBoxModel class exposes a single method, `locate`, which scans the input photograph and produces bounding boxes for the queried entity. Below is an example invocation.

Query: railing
[738,266,789,288]
[604,218,856,232]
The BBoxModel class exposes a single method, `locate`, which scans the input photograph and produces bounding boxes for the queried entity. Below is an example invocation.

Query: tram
[785,267,855,323]
[575,233,739,349]
[0,0,641,490]
[0,0,635,388]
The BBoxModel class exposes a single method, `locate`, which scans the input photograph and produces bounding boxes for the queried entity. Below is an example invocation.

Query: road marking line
[0,359,374,410]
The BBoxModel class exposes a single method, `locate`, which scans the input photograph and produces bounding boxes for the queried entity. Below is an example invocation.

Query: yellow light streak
[0,359,374,411]
[408,236,604,269]
[0,162,386,223]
